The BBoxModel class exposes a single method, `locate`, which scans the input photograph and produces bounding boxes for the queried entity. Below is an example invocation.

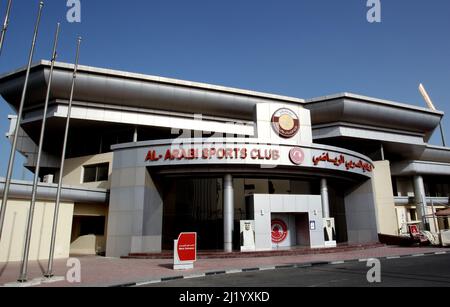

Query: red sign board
[271,219,288,244]
[409,225,420,237]
[177,232,197,262]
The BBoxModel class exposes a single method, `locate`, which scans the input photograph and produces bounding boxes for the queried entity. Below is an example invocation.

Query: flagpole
[0,0,13,57]
[44,36,82,278]
[25,21,60,279]
[0,1,44,245]
[16,3,47,282]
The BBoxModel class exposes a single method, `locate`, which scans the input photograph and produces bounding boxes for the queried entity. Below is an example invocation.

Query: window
[83,163,109,183]
[79,216,106,236]
[409,209,417,222]
[71,216,106,243]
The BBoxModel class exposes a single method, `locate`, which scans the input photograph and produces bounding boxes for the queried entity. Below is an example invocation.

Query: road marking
[259,266,276,271]
[135,279,161,286]
[123,251,450,287]
[184,273,206,279]
[358,259,368,262]
[205,271,226,276]
[242,268,259,272]
[386,256,400,259]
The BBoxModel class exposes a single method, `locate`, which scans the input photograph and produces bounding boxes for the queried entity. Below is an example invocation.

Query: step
[122,242,385,260]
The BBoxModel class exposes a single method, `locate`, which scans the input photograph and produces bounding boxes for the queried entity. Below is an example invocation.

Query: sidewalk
[0,246,448,287]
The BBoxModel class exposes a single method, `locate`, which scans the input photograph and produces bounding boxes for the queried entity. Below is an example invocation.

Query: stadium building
[0,61,449,261]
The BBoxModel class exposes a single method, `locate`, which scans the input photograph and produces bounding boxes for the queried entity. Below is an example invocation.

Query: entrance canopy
[112,138,375,178]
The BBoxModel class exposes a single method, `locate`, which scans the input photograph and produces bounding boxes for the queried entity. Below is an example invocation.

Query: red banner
[177,233,197,262]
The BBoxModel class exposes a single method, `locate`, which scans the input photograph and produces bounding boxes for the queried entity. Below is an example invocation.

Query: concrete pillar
[344,179,379,243]
[320,178,330,219]
[223,174,234,252]
[413,175,429,231]
[133,127,138,142]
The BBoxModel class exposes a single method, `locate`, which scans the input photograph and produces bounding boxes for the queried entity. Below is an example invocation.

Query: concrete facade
[372,161,398,236]
[63,152,113,189]
[107,158,163,257]
[250,194,324,251]
[344,179,379,243]
[0,61,449,261]
[0,199,74,263]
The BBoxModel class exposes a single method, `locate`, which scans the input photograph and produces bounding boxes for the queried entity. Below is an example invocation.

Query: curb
[109,250,449,287]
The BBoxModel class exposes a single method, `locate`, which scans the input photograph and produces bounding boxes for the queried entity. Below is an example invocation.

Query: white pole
[223,174,234,252]
[0,0,13,57]
[28,21,60,277]
[15,1,45,282]
[44,37,82,278]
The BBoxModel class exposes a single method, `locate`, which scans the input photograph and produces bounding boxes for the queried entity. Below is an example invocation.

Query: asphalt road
[145,253,450,287]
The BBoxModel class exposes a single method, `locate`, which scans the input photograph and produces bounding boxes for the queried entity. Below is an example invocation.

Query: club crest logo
[271,219,288,243]
[271,108,300,139]
[289,147,305,165]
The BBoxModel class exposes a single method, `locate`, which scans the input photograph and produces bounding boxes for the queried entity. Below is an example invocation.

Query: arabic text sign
[177,232,197,262]
[312,152,374,173]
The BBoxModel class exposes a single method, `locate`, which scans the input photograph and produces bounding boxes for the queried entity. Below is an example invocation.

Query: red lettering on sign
[148,147,280,162]
[241,148,248,159]
[145,150,161,162]
[312,152,374,173]
[164,149,171,161]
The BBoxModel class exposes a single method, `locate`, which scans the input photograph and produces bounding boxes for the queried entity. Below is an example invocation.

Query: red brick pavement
[0,246,447,287]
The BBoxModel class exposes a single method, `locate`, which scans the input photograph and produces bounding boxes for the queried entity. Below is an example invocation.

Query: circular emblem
[271,219,288,243]
[271,108,300,139]
[289,147,305,165]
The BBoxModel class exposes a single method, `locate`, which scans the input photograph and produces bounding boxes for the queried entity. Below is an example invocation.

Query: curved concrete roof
[420,145,450,163]
[390,145,450,175]
[304,93,443,137]
[0,61,304,121]
[0,61,443,136]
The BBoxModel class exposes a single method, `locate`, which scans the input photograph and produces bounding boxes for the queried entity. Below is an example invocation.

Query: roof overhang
[391,159,450,176]
[305,93,443,142]
[0,61,304,121]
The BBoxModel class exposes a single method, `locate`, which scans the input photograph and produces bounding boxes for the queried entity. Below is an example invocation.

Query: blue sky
[1,0,450,179]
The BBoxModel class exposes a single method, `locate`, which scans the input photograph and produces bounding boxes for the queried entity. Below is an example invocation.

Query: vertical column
[223,174,234,252]
[320,178,330,219]
[413,175,429,231]
[133,127,138,142]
